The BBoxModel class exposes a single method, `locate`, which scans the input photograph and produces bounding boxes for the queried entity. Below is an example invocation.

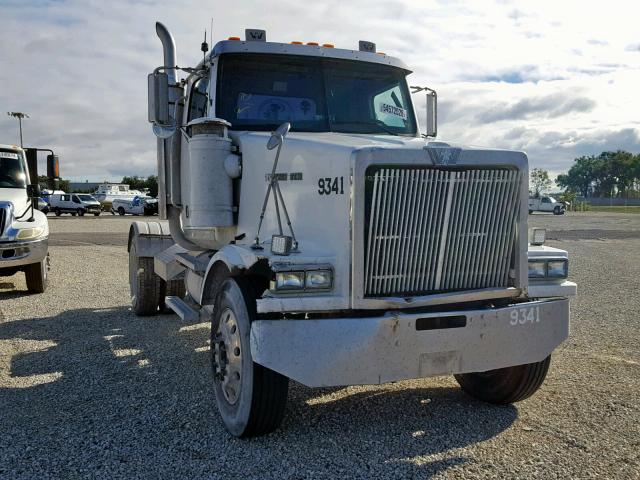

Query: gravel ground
[0,213,639,479]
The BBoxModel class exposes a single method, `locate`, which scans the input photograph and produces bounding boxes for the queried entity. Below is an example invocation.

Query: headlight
[547,259,568,278]
[16,225,46,240]
[528,258,568,279]
[528,260,546,278]
[305,270,333,289]
[275,271,305,290]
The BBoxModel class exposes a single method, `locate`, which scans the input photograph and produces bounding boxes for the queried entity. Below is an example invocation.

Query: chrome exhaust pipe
[155,22,177,84]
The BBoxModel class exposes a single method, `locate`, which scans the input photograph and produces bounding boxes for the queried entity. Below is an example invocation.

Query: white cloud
[1,0,639,181]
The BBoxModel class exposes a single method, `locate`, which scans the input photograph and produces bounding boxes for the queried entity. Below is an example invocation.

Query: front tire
[211,277,289,437]
[78,208,85,216]
[455,356,551,404]
[118,207,126,216]
[25,256,49,293]
[128,240,161,315]
[93,211,101,217]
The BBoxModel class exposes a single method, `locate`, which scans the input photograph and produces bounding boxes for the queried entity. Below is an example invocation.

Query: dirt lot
[1,213,639,479]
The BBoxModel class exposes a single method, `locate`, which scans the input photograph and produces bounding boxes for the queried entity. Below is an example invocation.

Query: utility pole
[7,111,30,147]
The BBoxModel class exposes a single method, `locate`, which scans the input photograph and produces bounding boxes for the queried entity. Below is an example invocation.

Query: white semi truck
[129,23,577,437]
[0,144,59,292]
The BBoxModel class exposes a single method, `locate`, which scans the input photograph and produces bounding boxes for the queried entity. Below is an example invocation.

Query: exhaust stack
[155,22,177,84]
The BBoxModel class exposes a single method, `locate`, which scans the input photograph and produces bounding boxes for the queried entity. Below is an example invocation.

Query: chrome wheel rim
[213,308,242,405]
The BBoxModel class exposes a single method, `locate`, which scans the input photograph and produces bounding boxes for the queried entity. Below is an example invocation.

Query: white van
[50,193,101,216]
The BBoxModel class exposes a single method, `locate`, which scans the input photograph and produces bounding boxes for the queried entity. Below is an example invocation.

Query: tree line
[555,151,640,198]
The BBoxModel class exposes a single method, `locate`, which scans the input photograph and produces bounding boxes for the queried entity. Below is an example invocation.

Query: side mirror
[267,122,291,150]
[425,89,437,138]
[27,184,41,198]
[46,154,59,180]
[148,71,170,125]
[410,86,437,138]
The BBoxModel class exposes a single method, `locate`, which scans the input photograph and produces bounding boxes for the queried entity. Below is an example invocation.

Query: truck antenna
[201,30,208,62]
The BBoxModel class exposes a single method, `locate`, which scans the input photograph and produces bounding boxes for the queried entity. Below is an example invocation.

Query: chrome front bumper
[250,298,569,387]
[0,238,48,269]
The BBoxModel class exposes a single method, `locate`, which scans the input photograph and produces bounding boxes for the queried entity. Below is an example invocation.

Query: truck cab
[0,145,51,292]
[129,24,577,437]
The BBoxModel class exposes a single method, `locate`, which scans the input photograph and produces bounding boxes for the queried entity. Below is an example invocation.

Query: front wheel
[118,207,126,216]
[93,211,101,217]
[454,356,551,404]
[78,208,85,217]
[25,256,49,293]
[211,277,289,437]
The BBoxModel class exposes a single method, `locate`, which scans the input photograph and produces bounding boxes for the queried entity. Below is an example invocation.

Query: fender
[128,220,174,257]
[198,244,263,305]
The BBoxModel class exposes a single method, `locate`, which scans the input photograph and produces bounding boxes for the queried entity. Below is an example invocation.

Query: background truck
[112,196,158,216]
[0,144,60,292]
[49,193,101,216]
[529,195,565,215]
[128,23,577,437]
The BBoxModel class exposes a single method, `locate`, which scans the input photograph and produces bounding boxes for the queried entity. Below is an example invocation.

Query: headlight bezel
[528,257,568,280]
[270,264,334,293]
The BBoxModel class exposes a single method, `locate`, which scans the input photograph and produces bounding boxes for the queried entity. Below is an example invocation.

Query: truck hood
[234,131,428,152]
[0,188,28,213]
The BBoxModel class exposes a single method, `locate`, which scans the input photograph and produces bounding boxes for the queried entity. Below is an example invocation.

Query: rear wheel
[25,255,49,293]
[118,207,126,216]
[528,209,533,215]
[455,356,551,404]
[54,208,61,217]
[128,240,161,315]
[211,277,289,437]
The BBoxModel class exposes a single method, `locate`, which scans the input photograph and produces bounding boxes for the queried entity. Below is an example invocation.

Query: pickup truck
[112,196,158,216]
[529,196,565,215]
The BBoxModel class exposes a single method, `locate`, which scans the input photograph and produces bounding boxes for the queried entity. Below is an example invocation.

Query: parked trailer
[128,23,577,437]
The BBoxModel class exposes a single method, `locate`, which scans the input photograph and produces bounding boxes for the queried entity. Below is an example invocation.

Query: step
[174,252,209,273]
[165,296,199,322]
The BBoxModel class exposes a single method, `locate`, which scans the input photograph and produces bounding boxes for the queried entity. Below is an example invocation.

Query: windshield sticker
[0,152,19,159]
[379,103,407,120]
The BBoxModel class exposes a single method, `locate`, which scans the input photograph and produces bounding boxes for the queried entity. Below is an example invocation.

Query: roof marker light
[291,41,303,45]
[322,43,335,48]
[228,36,241,41]
[306,42,319,46]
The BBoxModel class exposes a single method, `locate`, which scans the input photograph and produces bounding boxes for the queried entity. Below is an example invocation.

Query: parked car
[49,193,102,216]
[528,196,565,215]
[111,196,158,216]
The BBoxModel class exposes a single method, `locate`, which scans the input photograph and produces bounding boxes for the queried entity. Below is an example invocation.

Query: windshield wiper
[332,120,400,136]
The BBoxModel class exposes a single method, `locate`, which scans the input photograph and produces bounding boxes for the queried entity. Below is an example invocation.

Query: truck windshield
[0,151,27,188]
[216,54,417,135]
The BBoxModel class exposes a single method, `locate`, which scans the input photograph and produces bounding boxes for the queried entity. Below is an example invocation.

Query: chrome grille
[364,166,521,297]
[0,206,7,237]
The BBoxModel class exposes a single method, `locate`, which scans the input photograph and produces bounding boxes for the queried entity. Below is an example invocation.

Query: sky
[1,0,639,183]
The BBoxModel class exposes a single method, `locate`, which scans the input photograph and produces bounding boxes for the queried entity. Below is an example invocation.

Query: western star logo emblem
[425,146,462,166]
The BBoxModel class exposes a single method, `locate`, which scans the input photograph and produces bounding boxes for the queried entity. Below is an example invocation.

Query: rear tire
[25,256,49,293]
[129,240,161,315]
[211,277,289,437]
[118,207,126,216]
[455,356,551,404]
[54,208,61,217]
